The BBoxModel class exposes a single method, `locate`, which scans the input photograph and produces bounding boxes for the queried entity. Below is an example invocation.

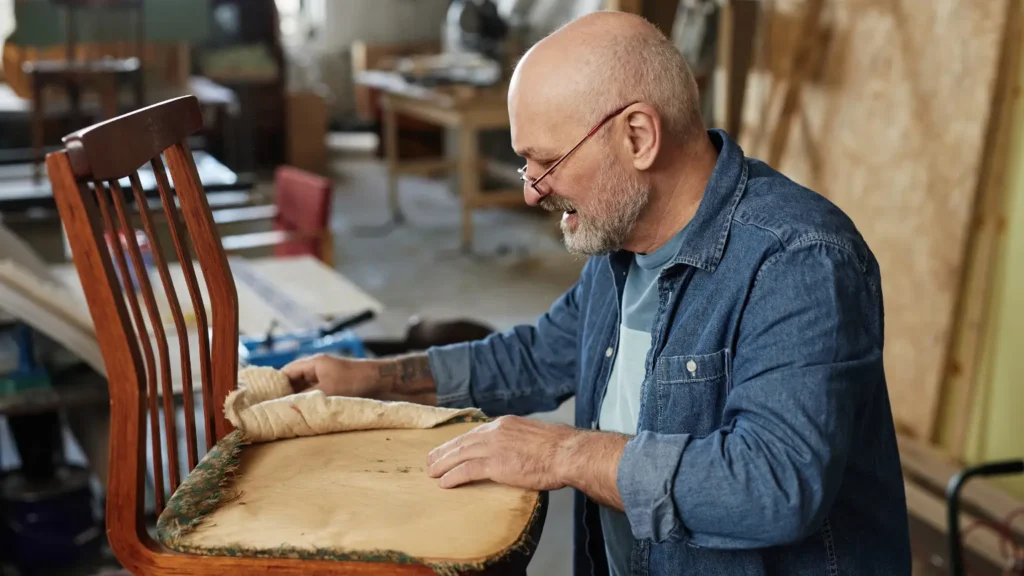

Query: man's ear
[623,103,660,171]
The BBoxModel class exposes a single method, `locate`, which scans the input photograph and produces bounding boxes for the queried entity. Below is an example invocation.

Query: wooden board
[737,0,1013,440]
[939,2,1024,456]
[898,434,1024,541]
[0,260,106,376]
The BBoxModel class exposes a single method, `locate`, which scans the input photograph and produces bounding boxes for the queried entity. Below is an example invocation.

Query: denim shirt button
[686,359,697,374]
[606,347,614,358]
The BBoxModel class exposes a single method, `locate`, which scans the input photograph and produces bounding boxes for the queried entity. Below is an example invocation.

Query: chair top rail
[63,95,202,181]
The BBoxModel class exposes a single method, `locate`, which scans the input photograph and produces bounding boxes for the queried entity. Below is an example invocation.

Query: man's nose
[523,183,546,207]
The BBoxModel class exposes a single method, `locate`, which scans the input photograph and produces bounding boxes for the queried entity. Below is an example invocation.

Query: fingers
[425,428,493,481]
[427,420,496,467]
[280,355,321,393]
[437,459,490,489]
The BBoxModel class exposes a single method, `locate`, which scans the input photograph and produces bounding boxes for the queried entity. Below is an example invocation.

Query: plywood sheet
[738,0,1012,439]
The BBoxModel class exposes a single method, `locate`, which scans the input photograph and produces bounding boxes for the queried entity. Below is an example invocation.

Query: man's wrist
[555,428,630,510]
[368,354,438,405]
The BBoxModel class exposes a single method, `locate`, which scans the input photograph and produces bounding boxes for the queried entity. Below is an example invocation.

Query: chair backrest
[46,95,239,530]
[272,165,333,259]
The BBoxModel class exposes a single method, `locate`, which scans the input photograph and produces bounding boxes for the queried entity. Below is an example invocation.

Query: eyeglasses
[518,101,638,201]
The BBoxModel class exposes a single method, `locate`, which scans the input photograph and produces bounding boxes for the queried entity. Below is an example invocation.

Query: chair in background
[217,165,335,264]
[25,0,145,182]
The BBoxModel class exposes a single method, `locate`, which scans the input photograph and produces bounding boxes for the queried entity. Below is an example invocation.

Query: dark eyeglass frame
[518,101,638,201]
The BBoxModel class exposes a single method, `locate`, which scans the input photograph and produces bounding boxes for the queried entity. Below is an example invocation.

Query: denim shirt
[427,129,912,576]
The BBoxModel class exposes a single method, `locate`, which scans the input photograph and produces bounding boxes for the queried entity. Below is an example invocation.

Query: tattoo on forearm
[378,354,436,400]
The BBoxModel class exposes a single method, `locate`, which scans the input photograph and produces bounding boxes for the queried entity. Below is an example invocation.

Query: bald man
[284,11,911,576]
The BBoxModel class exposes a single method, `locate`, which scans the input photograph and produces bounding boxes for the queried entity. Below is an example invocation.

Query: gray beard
[558,167,651,256]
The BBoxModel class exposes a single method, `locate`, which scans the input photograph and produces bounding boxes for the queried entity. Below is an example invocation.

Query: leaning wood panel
[738,0,1013,440]
[938,1,1023,456]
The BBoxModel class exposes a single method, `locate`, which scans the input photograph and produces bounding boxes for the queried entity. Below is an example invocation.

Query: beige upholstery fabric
[225,366,486,443]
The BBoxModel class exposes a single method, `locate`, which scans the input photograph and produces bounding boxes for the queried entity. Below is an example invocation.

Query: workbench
[0,149,250,213]
[47,254,385,392]
[356,70,524,252]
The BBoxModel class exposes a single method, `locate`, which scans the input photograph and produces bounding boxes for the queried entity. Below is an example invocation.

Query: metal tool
[237,310,374,369]
[946,458,1024,575]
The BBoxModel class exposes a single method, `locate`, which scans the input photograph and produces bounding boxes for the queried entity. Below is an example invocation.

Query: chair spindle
[151,155,216,451]
[108,177,181,493]
[91,179,167,514]
[128,170,200,470]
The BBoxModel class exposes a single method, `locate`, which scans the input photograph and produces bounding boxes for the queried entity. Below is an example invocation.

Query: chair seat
[157,423,544,573]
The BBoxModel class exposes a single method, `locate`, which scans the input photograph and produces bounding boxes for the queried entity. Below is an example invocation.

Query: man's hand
[281,353,438,405]
[281,354,381,396]
[426,415,631,510]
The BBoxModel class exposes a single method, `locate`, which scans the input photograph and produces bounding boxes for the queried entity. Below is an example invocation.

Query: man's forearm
[556,429,631,510]
[370,354,438,405]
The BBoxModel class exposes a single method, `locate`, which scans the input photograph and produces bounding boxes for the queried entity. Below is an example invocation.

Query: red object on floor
[271,165,333,261]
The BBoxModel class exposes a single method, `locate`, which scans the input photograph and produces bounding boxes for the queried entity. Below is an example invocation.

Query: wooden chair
[44,95,438,574]
[47,95,540,575]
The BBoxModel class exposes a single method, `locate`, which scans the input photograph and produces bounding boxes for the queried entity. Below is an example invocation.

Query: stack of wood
[0,224,105,376]
[715,0,1024,573]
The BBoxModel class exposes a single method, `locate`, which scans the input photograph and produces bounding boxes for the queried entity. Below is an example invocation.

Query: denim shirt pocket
[652,349,731,437]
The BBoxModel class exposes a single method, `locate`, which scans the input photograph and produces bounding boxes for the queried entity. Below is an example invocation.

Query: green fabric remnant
[156,416,545,575]
[157,429,246,542]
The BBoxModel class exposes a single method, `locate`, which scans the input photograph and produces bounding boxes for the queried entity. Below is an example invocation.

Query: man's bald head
[509,11,713,257]
[510,11,703,151]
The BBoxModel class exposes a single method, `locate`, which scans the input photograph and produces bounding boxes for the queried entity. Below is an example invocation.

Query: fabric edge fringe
[154,416,546,575]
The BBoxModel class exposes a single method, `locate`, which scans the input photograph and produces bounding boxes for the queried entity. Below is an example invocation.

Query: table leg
[101,77,118,120]
[31,75,44,184]
[383,100,404,223]
[458,125,478,253]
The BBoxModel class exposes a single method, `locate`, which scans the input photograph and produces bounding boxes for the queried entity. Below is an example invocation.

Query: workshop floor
[328,149,584,575]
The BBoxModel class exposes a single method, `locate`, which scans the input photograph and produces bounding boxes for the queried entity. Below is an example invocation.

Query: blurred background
[0,0,1020,574]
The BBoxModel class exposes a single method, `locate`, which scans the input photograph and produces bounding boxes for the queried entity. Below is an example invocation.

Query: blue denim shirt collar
[612,128,748,273]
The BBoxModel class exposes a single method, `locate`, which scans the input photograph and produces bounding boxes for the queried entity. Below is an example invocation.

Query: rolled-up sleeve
[427,345,474,408]
[618,240,884,548]
[426,268,585,416]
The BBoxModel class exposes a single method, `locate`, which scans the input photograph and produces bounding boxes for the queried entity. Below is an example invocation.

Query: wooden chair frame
[47,95,434,574]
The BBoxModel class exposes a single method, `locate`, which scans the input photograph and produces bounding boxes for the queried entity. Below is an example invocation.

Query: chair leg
[319,232,335,266]
[384,100,405,224]
[458,125,478,253]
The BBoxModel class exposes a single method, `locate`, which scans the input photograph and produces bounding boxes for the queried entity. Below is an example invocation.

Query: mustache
[539,194,576,213]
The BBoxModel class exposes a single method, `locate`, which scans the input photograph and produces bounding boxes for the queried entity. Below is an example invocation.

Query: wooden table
[356,71,524,252]
[33,255,384,393]
[0,149,253,213]
[50,254,385,346]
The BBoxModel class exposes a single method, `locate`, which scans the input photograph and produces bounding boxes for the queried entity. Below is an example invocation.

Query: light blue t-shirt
[598,228,687,576]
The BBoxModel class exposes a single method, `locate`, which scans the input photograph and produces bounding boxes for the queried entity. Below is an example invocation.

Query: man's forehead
[509,91,577,159]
